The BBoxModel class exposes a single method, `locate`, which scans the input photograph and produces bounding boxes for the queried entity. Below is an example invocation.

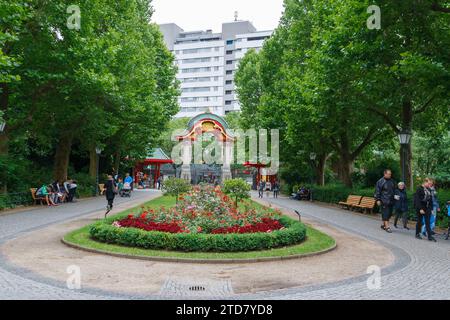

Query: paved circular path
[0,191,448,299]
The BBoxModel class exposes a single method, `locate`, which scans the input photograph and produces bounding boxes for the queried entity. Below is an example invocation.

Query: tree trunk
[337,146,353,188]
[401,99,414,190]
[89,146,97,179]
[315,153,328,186]
[114,150,121,176]
[53,135,73,182]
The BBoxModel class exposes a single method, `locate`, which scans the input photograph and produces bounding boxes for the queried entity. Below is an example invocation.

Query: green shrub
[222,178,251,207]
[71,172,96,197]
[89,216,307,252]
[162,178,191,203]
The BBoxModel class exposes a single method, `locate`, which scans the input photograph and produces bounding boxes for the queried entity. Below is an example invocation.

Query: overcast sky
[151,0,285,32]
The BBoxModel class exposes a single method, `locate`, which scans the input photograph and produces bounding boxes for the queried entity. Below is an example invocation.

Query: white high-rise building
[159,21,272,118]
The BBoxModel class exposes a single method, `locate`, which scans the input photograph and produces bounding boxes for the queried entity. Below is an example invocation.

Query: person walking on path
[273,181,280,199]
[104,175,118,218]
[414,178,436,242]
[393,182,409,230]
[258,180,266,199]
[375,169,396,233]
[422,180,440,236]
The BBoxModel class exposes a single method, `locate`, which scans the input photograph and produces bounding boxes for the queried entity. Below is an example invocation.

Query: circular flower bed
[89,185,307,252]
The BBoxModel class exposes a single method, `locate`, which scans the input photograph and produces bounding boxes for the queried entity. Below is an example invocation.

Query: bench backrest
[346,195,362,205]
[359,197,376,208]
[30,188,37,200]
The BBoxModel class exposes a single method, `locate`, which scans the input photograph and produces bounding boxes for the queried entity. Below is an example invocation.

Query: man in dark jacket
[375,169,396,233]
[414,178,436,242]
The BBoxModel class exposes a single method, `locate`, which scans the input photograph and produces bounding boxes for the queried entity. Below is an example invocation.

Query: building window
[181,87,212,93]
[225,80,233,85]
[226,70,233,75]
[182,67,212,73]
[182,57,211,64]
[226,40,234,45]
[226,50,233,55]
[225,101,232,105]
[226,60,233,65]
[225,90,233,95]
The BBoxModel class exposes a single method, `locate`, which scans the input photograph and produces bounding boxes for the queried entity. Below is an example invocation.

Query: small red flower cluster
[211,218,283,234]
[118,216,183,234]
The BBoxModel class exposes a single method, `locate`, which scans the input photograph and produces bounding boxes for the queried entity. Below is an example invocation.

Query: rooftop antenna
[234,11,238,21]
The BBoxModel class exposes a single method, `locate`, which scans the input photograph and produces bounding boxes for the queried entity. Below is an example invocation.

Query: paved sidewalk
[0,190,160,299]
[250,194,450,300]
[0,191,448,300]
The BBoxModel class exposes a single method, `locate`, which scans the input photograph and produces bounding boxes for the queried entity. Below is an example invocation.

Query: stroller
[120,182,132,197]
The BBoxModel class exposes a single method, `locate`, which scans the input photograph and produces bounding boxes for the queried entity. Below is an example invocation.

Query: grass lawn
[63,196,336,260]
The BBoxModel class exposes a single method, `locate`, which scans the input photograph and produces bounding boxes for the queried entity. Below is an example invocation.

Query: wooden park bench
[30,188,44,205]
[338,195,362,210]
[352,197,377,214]
[98,184,105,195]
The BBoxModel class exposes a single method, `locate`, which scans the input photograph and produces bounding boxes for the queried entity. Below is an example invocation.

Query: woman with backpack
[414,178,436,242]
[104,175,118,218]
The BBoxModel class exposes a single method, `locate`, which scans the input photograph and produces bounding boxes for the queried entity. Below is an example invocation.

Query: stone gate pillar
[180,140,192,182]
[222,140,233,182]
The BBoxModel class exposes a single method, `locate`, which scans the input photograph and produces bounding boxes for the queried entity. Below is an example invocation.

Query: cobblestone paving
[0,192,448,300]
[246,194,450,300]
[0,191,158,300]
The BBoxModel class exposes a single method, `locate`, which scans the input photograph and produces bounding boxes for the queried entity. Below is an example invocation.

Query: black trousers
[107,196,115,208]
[394,209,408,227]
[68,188,76,202]
[416,209,432,238]
[258,190,264,198]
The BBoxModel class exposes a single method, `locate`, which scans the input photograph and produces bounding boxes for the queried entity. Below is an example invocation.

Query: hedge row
[89,216,307,252]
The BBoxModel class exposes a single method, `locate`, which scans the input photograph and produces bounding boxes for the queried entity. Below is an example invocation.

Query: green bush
[71,172,96,197]
[89,216,307,252]
[222,178,251,207]
[162,178,191,203]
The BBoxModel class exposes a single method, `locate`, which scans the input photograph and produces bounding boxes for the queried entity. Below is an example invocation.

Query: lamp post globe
[398,130,412,145]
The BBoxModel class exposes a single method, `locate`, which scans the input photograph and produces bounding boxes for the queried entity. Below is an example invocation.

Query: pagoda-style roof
[142,148,173,164]
[177,112,235,142]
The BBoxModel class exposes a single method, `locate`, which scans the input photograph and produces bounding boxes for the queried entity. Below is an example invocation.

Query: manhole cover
[160,277,234,297]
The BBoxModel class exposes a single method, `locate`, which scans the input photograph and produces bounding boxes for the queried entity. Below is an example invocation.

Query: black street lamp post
[95,147,102,196]
[398,130,412,185]
[309,152,316,184]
